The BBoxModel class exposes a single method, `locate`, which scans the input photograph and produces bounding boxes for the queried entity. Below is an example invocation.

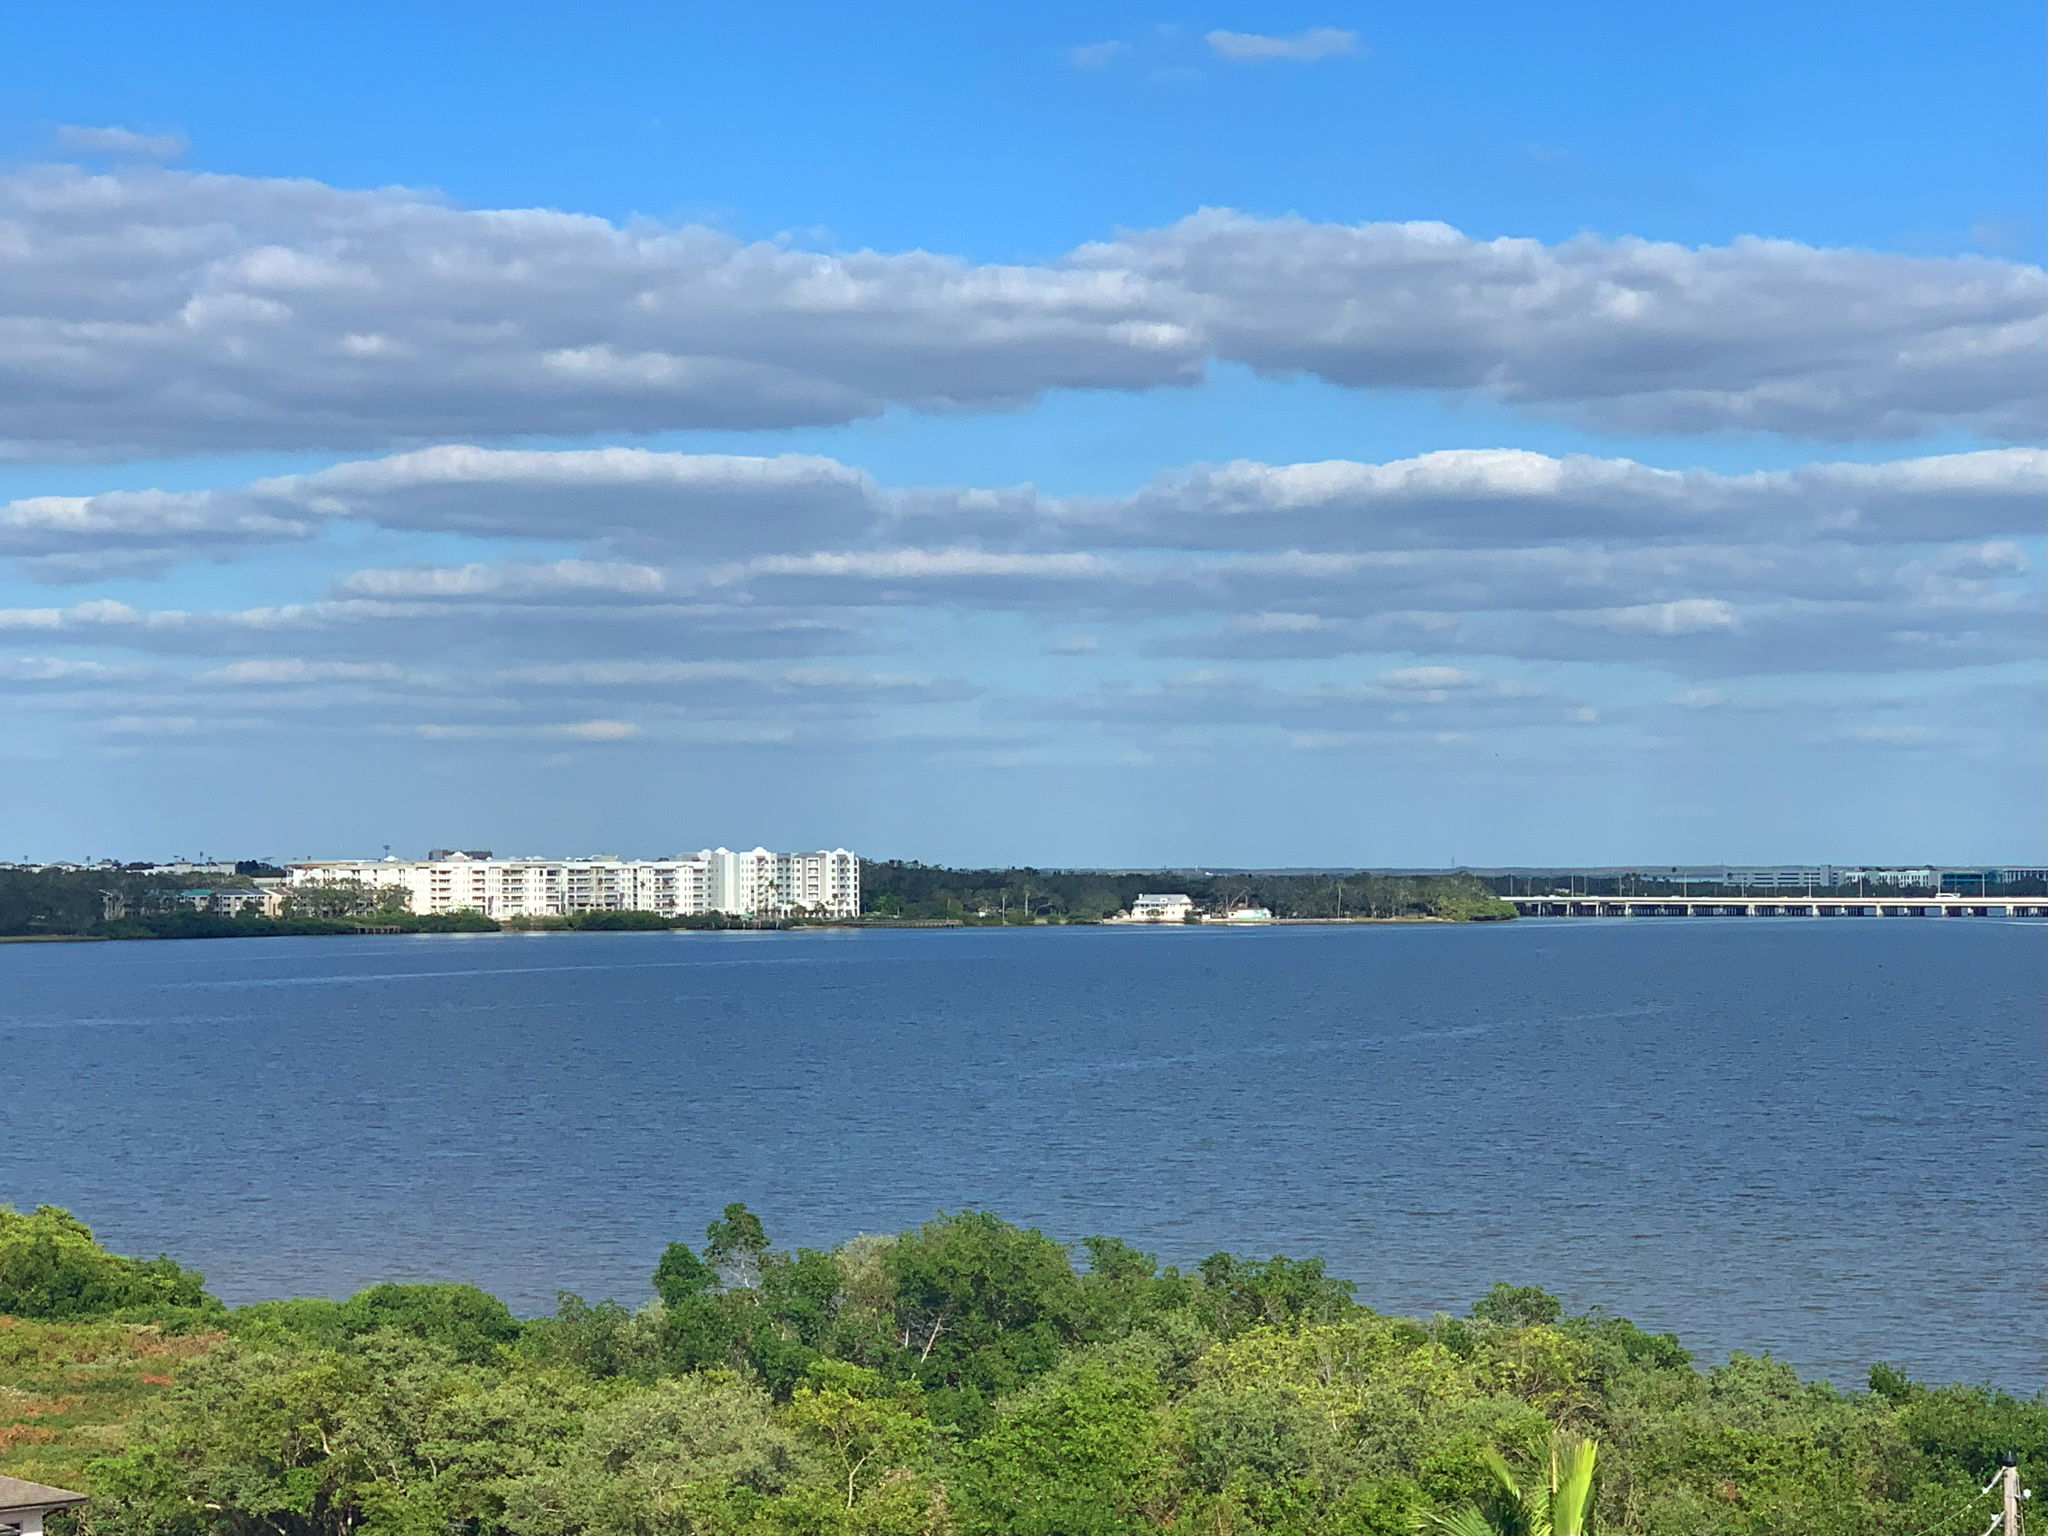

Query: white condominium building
[285,847,860,919]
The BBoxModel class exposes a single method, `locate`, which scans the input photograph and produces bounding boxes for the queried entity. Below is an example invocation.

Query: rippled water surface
[2,919,2042,1388]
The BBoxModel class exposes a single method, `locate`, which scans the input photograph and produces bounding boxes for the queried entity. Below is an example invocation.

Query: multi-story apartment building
[284,847,860,919]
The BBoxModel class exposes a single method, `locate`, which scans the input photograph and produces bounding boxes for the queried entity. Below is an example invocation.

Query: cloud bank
[1,442,2036,758]
[10,442,2038,570]
[0,165,2039,459]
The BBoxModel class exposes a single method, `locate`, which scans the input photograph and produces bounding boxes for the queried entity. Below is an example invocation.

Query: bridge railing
[1503,896,2048,919]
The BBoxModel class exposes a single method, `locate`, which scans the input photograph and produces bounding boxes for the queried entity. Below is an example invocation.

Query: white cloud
[1047,667,1566,737]
[1373,665,1483,690]
[1205,27,1358,61]
[1045,447,2048,549]
[1569,598,1740,635]
[272,445,881,555]
[1068,41,1128,69]
[411,719,642,742]
[1,433,2038,769]
[102,714,204,735]
[494,659,976,704]
[13,442,2036,583]
[730,539,2029,641]
[1079,213,2046,440]
[6,624,981,751]
[334,560,671,600]
[5,439,2034,701]
[0,489,313,570]
[0,165,2036,459]
[1830,721,1937,745]
[0,165,1194,460]
[0,594,876,671]
[734,547,1108,582]
[0,655,143,684]
[53,124,187,159]
[200,658,408,684]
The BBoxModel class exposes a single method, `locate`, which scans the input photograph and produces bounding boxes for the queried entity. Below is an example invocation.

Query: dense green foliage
[276,878,415,919]
[6,1205,2033,1536]
[88,911,500,939]
[0,1207,218,1322]
[0,868,167,937]
[862,863,1517,921]
[555,909,675,930]
[234,1283,523,1363]
[503,911,762,931]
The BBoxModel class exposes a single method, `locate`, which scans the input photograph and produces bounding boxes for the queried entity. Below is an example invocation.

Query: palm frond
[1551,1437,1597,1536]
[1424,1507,1513,1536]
[1481,1445,1529,1506]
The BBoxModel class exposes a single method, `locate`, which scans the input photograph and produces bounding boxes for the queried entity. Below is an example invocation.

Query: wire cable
[1892,1476,2002,1536]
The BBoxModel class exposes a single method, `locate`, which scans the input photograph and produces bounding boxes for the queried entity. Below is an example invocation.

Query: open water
[1,919,2041,1389]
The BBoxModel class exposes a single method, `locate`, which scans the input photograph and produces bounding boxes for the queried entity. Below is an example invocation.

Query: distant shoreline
[1,914,1517,946]
[15,910,2043,946]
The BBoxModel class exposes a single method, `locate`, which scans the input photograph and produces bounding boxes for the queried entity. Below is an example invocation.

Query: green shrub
[233,1283,520,1362]
[0,1206,216,1321]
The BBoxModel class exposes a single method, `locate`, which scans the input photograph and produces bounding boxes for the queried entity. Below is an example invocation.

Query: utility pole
[2001,1450,2020,1536]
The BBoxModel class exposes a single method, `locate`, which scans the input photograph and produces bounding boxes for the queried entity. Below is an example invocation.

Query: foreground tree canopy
[1,1205,2037,1536]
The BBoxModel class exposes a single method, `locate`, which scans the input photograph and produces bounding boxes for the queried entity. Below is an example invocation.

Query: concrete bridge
[1505,894,2048,919]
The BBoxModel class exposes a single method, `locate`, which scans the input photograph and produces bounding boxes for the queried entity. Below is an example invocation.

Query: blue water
[1,920,2041,1389]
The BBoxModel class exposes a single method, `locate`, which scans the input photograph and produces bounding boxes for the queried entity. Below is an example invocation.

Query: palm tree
[1424,1436,1597,1536]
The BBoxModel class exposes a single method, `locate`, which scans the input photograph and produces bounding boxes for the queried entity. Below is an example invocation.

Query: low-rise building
[175,886,286,917]
[1123,893,1196,923]
[1210,906,1274,924]
[1713,866,1838,890]
[0,1475,87,1536]
[1833,867,1937,888]
[283,847,860,920]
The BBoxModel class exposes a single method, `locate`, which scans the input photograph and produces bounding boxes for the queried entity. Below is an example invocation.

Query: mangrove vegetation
[1,1204,2037,1536]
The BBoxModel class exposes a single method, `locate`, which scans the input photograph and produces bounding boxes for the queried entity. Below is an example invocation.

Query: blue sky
[0,1,2041,866]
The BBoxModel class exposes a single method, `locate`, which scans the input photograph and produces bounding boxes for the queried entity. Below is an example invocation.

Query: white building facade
[1123,893,1196,923]
[285,848,860,919]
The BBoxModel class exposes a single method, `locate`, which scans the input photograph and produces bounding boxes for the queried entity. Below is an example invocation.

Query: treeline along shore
[0,862,1515,941]
[0,1203,2037,1536]
[861,863,1515,922]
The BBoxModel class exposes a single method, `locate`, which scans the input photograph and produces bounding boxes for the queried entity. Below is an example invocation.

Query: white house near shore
[284,847,861,920]
[0,1476,87,1536]
[1120,893,1196,923]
